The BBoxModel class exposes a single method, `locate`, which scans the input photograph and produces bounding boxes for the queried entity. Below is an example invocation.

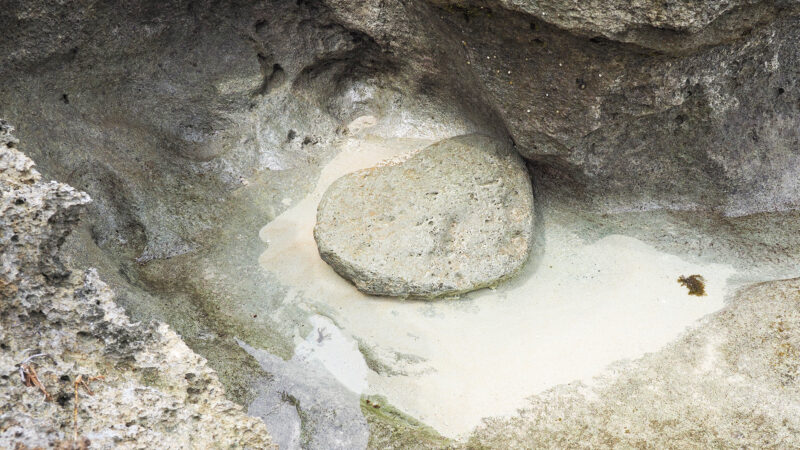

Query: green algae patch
[361,395,452,449]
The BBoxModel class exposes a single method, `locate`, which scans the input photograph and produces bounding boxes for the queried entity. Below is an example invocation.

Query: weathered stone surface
[314,134,533,298]
[0,123,273,449]
[492,0,778,53]
[310,0,800,216]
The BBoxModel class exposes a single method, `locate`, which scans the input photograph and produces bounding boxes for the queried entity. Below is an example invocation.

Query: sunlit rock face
[314,134,533,298]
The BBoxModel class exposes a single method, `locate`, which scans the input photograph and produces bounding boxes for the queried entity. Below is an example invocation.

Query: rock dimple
[314,134,534,298]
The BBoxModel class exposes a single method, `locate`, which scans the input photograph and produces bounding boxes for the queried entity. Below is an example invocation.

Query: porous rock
[0,122,273,449]
[314,134,533,298]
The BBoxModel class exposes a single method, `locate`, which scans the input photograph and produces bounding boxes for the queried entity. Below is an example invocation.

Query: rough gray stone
[491,0,779,53]
[314,134,534,298]
[318,0,800,215]
[0,124,273,449]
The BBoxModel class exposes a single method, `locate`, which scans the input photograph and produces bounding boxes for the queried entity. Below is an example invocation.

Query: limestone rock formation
[491,0,778,52]
[319,0,800,215]
[0,121,273,449]
[314,134,533,298]
[1,0,800,446]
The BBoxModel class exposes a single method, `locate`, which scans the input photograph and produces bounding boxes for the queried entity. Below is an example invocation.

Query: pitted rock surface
[0,122,273,449]
[314,134,534,298]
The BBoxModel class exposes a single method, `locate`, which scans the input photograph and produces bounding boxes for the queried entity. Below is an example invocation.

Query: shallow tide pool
[257,133,737,438]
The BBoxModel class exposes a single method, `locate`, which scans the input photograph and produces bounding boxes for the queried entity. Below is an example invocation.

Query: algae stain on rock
[678,274,706,296]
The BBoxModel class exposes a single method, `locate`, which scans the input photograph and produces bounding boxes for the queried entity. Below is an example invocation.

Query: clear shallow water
[257,133,737,438]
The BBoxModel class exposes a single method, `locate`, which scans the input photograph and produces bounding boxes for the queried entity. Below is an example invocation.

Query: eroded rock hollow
[2,0,800,448]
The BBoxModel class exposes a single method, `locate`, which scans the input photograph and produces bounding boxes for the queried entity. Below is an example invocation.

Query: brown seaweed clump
[678,274,706,296]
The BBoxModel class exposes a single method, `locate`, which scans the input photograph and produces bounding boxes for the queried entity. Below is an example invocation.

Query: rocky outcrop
[1,1,799,260]
[0,121,272,449]
[1,0,800,446]
[314,134,533,298]
[491,0,779,53]
[319,0,800,215]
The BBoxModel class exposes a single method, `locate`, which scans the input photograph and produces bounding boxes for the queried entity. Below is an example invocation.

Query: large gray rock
[314,134,534,298]
[492,0,778,53]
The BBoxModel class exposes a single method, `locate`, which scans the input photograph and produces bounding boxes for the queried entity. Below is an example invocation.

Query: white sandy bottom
[294,315,369,394]
[258,135,736,438]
